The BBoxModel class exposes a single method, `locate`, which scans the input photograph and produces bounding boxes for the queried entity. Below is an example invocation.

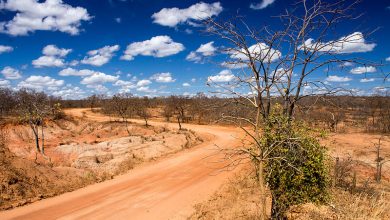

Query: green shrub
[262,107,330,219]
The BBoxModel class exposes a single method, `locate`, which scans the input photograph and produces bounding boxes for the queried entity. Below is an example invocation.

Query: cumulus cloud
[33,44,72,68]
[326,75,352,82]
[136,79,152,87]
[150,72,175,83]
[1,66,22,79]
[0,45,13,54]
[350,66,376,74]
[121,36,184,61]
[136,86,156,93]
[0,79,10,87]
[186,41,216,63]
[300,32,376,54]
[80,72,119,85]
[0,0,91,36]
[182,82,190,87]
[114,80,136,93]
[52,86,86,99]
[58,68,97,76]
[360,78,375,83]
[207,69,235,82]
[18,75,64,90]
[231,43,282,63]
[81,45,120,66]
[250,0,276,10]
[152,2,223,27]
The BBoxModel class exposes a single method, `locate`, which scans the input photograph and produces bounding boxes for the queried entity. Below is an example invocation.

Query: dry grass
[189,168,263,220]
[189,167,390,220]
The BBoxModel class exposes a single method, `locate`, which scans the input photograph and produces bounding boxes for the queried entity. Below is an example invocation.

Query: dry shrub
[114,155,143,175]
[332,189,390,220]
[189,169,262,220]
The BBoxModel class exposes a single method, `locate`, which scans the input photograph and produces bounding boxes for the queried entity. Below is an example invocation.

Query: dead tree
[204,0,378,218]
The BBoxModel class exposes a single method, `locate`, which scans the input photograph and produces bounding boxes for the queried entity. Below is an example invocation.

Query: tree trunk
[40,124,45,155]
[144,118,148,127]
[30,123,40,153]
[177,116,182,130]
[258,161,267,220]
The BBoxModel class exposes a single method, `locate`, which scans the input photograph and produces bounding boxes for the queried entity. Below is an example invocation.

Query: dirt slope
[0,109,241,220]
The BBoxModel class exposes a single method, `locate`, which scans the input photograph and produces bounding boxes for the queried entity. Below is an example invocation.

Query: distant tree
[137,97,151,127]
[86,94,99,110]
[16,89,49,157]
[168,96,189,130]
[0,88,16,118]
[111,93,134,134]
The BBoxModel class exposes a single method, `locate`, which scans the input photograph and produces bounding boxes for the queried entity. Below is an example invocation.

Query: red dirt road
[0,109,241,220]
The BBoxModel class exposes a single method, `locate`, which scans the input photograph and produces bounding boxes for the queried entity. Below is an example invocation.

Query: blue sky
[0,0,389,99]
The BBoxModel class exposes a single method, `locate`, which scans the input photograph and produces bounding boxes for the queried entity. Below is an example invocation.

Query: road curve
[0,109,241,220]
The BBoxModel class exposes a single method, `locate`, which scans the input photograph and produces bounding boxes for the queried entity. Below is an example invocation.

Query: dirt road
[0,109,242,220]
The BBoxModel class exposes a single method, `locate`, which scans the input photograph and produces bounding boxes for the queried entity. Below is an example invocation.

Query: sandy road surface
[0,109,242,220]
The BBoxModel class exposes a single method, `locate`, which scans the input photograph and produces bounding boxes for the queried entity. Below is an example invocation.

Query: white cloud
[339,61,354,67]
[18,75,64,90]
[52,86,86,99]
[121,36,184,61]
[0,0,91,36]
[326,75,352,82]
[386,57,390,62]
[208,69,235,82]
[360,78,375,83]
[150,72,175,83]
[81,72,119,85]
[350,66,376,74]
[152,2,223,27]
[114,80,136,93]
[86,84,108,93]
[231,43,281,62]
[58,68,97,76]
[0,79,10,87]
[250,0,276,10]
[186,41,216,63]
[0,45,13,54]
[300,32,376,54]
[1,66,22,79]
[221,62,247,69]
[196,41,216,56]
[182,82,190,87]
[115,18,121,23]
[43,44,71,57]
[32,45,71,68]
[136,79,152,87]
[191,78,196,82]
[81,45,120,66]
[32,56,65,68]
[136,86,156,93]
[186,52,201,63]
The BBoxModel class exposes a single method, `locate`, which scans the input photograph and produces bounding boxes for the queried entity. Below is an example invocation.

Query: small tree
[137,97,151,127]
[16,89,49,156]
[111,93,134,135]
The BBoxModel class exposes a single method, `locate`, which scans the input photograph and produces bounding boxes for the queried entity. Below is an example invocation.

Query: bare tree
[204,0,378,218]
[374,137,389,183]
[111,93,134,135]
[137,97,151,127]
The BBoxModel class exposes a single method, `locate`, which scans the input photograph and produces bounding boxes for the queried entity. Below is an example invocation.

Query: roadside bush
[263,108,330,219]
